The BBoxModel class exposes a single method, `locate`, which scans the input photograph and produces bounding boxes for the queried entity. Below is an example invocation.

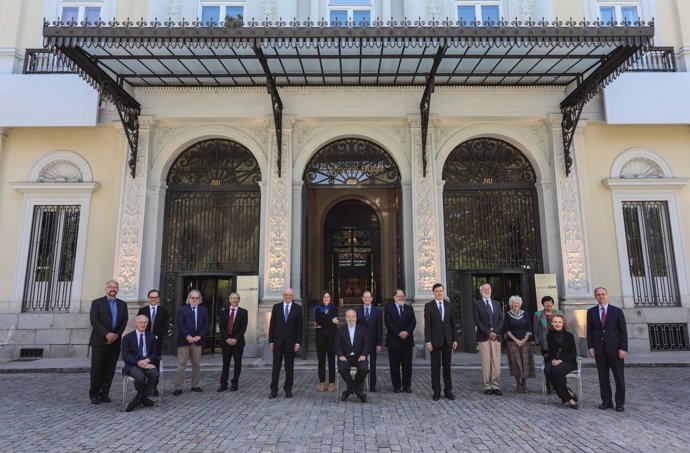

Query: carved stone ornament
[37,159,84,183]
[554,130,588,292]
[266,142,289,293]
[620,157,664,179]
[414,134,438,292]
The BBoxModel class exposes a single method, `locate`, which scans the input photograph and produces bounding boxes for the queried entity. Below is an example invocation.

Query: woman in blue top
[314,291,339,392]
[503,295,535,393]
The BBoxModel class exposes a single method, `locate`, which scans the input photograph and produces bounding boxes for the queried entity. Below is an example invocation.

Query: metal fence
[626,47,676,72]
[23,49,74,74]
[648,323,689,351]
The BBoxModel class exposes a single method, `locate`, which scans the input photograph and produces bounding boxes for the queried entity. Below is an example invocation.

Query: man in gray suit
[474,283,504,395]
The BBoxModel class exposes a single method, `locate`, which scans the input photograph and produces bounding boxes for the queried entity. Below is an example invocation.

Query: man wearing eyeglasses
[173,290,209,395]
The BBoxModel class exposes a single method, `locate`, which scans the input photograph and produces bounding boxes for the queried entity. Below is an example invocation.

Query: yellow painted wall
[579,123,690,295]
[0,125,125,304]
[553,0,584,20]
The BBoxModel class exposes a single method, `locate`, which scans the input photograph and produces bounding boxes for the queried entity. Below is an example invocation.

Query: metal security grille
[648,324,689,351]
[622,201,680,307]
[22,205,80,312]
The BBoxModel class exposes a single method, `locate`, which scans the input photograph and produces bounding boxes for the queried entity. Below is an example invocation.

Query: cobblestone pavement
[2,366,688,452]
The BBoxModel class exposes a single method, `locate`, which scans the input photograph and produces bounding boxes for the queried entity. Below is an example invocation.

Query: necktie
[438,302,444,321]
[398,304,403,317]
[601,307,606,326]
[284,304,289,321]
[365,307,370,320]
[193,307,197,331]
[150,307,156,329]
[485,300,494,328]
[109,299,117,331]
[138,333,144,357]
[228,308,235,335]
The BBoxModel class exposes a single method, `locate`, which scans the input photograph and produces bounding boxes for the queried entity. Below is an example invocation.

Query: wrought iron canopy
[42,19,654,178]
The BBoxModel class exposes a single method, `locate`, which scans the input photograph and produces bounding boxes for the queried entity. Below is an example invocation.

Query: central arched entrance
[303,138,402,353]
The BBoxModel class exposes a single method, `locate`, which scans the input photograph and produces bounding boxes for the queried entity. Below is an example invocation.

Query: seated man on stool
[122,315,160,412]
[335,309,370,403]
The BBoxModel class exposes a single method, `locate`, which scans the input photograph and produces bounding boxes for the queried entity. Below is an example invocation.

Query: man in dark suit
[356,290,382,392]
[89,279,128,404]
[136,289,169,357]
[385,289,416,393]
[268,287,303,399]
[424,283,458,401]
[173,289,209,395]
[121,315,160,412]
[335,309,370,403]
[587,287,628,412]
[218,292,248,392]
[474,282,504,395]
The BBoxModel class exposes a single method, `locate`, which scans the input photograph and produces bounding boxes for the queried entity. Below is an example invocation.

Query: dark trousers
[388,346,413,390]
[544,361,577,403]
[338,355,369,393]
[220,341,244,386]
[541,349,552,390]
[430,343,452,394]
[89,344,121,398]
[127,366,159,398]
[316,341,335,383]
[270,344,295,393]
[368,350,378,389]
[596,353,626,406]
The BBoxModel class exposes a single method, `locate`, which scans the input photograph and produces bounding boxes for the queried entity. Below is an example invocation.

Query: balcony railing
[626,47,677,72]
[23,49,74,74]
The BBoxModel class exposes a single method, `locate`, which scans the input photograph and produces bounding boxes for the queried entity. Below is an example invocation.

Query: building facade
[0,0,689,359]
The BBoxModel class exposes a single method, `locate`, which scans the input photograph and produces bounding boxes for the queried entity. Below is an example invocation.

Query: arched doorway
[160,138,261,354]
[303,138,401,353]
[442,137,542,352]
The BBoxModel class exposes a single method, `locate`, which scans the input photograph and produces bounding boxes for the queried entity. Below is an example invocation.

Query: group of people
[88,280,628,412]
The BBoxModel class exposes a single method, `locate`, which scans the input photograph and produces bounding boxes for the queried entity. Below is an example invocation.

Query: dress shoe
[100,396,112,403]
[140,397,155,407]
[217,385,228,392]
[432,393,441,401]
[191,387,203,392]
[599,402,614,410]
[568,401,579,410]
[173,389,182,396]
[393,387,401,393]
[567,388,578,402]
[328,383,335,392]
[444,391,456,401]
[153,389,160,397]
[341,390,351,401]
[285,391,292,398]
[125,398,141,412]
[616,406,625,412]
[269,391,278,399]
[90,396,101,405]
[369,386,377,392]
[356,392,367,403]
[230,385,238,391]
[484,389,493,395]
[403,388,412,394]
[492,389,503,396]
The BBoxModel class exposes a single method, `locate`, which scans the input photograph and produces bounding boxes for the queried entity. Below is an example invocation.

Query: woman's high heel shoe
[568,400,579,409]
[568,387,578,402]
[328,383,335,392]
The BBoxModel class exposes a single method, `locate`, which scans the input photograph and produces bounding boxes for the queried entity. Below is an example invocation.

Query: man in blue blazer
[474,283,504,396]
[218,292,248,392]
[122,315,160,412]
[587,287,628,412]
[89,280,128,404]
[356,290,382,392]
[173,290,209,395]
[268,287,303,399]
[385,289,416,393]
[335,309,370,403]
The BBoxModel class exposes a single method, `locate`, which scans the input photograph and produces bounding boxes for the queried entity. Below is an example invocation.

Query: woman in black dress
[314,291,339,392]
[544,314,579,409]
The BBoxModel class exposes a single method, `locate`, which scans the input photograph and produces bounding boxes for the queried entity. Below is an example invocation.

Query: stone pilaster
[114,116,155,301]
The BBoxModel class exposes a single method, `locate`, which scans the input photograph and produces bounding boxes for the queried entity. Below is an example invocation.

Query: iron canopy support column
[254,46,284,177]
[56,46,141,178]
[420,45,447,177]
[560,45,642,176]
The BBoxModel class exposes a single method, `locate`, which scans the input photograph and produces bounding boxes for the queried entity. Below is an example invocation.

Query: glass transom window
[456,1,501,25]
[200,1,245,26]
[59,1,102,25]
[598,1,639,25]
[329,0,372,27]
